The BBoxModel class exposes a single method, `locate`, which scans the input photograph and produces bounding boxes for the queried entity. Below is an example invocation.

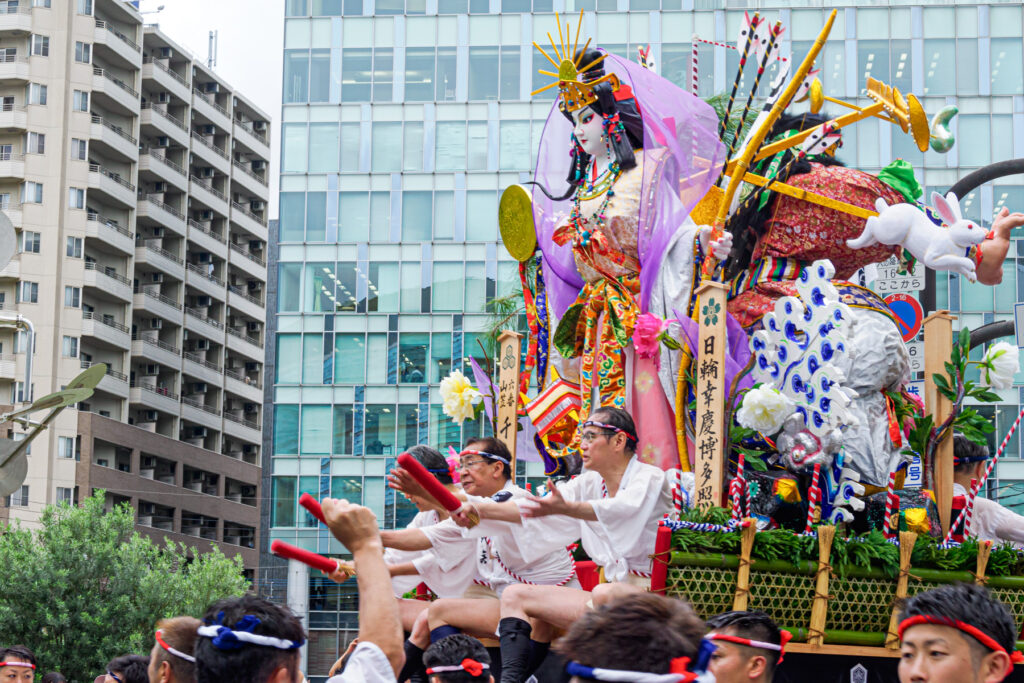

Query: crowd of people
[3,406,1023,683]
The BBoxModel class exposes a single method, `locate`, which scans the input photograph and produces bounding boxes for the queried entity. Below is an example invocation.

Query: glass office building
[270,2,1024,678]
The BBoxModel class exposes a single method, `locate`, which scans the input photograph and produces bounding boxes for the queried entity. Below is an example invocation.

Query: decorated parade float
[491,7,1024,671]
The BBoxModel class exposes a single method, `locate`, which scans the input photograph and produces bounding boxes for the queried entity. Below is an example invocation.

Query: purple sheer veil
[531,51,726,317]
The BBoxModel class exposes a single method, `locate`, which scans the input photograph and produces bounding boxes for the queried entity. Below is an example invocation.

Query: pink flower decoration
[633,312,668,361]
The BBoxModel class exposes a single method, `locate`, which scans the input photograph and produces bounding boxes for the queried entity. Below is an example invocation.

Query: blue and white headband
[566,658,702,683]
[197,614,304,651]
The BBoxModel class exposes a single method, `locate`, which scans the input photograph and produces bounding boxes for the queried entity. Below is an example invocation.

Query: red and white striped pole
[804,463,822,534]
[691,35,700,96]
[882,470,898,539]
[964,477,980,539]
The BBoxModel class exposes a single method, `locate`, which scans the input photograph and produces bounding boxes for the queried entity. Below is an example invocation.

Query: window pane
[283,123,308,173]
[397,404,420,452]
[365,405,396,454]
[280,192,305,240]
[301,405,332,453]
[372,122,402,172]
[464,261,486,313]
[958,115,989,168]
[499,120,531,171]
[467,121,488,171]
[333,406,354,454]
[368,262,399,312]
[432,262,463,311]
[331,475,361,502]
[532,50,556,101]
[370,191,390,241]
[400,262,421,312]
[399,333,428,383]
[310,49,331,102]
[278,263,302,311]
[367,333,387,383]
[339,192,369,242]
[858,40,889,95]
[373,48,393,102]
[333,262,358,312]
[890,40,911,94]
[991,38,1023,96]
[436,47,457,101]
[469,46,499,101]
[466,191,497,241]
[304,262,334,312]
[298,476,320,527]
[402,191,432,241]
[405,47,434,101]
[403,122,424,172]
[284,50,309,103]
[274,405,300,453]
[276,334,302,382]
[430,404,461,451]
[334,334,365,383]
[340,122,361,172]
[306,192,327,241]
[435,121,466,171]
[430,332,451,383]
[303,333,325,384]
[500,46,519,100]
[433,191,454,240]
[957,39,978,96]
[272,477,297,527]
[497,261,518,298]
[342,48,372,102]
[923,39,956,96]
[309,124,339,173]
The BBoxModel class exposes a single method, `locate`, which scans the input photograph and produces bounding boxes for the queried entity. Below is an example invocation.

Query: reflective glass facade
[271,3,1024,678]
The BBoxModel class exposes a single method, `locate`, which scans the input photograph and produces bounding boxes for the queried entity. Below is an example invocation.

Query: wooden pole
[975,540,992,586]
[496,330,524,466]
[923,311,956,536]
[693,282,729,508]
[733,521,757,611]
[808,525,836,647]
[885,531,918,649]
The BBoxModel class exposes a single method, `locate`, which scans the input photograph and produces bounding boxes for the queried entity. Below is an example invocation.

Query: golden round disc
[906,94,930,152]
[808,78,824,114]
[558,58,577,82]
[499,184,538,262]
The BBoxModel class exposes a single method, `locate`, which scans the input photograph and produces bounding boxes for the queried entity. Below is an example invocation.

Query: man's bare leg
[398,598,430,634]
[497,585,592,683]
[590,581,645,607]
[426,597,502,641]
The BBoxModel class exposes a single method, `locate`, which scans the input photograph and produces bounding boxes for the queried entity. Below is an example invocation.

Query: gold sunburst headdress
[531,10,620,113]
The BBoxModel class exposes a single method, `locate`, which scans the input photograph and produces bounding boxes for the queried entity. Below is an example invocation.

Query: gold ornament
[499,184,538,262]
[531,10,620,113]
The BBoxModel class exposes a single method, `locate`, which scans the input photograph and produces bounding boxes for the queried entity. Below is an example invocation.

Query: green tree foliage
[0,491,249,680]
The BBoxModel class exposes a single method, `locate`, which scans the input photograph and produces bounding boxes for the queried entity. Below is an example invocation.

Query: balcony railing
[0,151,24,162]
[184,352,222,373]
[182,395,221,416]
[132,286,183,311]
[81,359,128,382]
[187,262,225,287]
[95,19,140,52]
[192,88,230,118]
[190,131,229,160]
[92,66,138,98]
[130,380,179,401]
[226,326,263,348]
[230,201,267,227]
[0,102,24,113]
[142,55,189,87]
[86,211,133,239]
[0,4,31,14]
[185,307,224,330]
[142,243,184,265]
[140,102,188,131]
[188,217,226,243]
[190,174,227,201]
[143,194,185,221]
[223,412,259,430]
[140,147,185,175]
[84,260,131,286]
[225,367,262,389]
[89,163,136,192]
[231,159,268,187]
[229,242,266,267]
[234,118,268,144]
[0,54,27,65]
[131,332,181,354]
[91,115,137,144]
[82,310,130,333]
[228,284,263,307]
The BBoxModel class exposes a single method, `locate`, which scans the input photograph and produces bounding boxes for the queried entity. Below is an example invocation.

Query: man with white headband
[423,635,494,683]
[148,616,200,683]
[448,407,673,683]
[556,593,713,683]
[385,436,577,682]
[898,583,1022,683]
[704,611,789,683]
[0,645,37,683]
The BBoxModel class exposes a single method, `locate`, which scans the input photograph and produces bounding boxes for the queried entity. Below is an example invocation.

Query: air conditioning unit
[141,410,158,422]
[246,279,260,290]
[246,321,260,331]
[144,364,159,375]
[253,121,267,132]
[232,193,244,204]
[195,338,210,350]
[248,240,262,251]
[149,318,162,329]
[158,47,172,59]
[192,382,208,393]
[200,166,215,178]
[244,361,258,371]
[153,181,167,193]
[192,426,208,438]
[204,82,219,94]
[156,91,171,104]
[251,160,266,171]
[156,136,170,147]
[244,403,257,414]
[242,444,256,454]
[198,210,213,221]
[200,124,216,135]
[249,200,265,212]
[152,227,165,237]
[151,272,164,283]
[228,316,240,327]
[197,252,212,264]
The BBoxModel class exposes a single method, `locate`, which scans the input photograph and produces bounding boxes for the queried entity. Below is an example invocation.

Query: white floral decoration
[980,341,1020,390]
[439,369,483,425]
[736,385,794,434]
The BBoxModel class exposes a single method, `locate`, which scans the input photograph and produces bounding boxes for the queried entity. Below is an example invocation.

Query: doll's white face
[572,106,606,159]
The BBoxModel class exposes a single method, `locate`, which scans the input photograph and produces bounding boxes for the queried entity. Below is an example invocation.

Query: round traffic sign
[884,293,924,343]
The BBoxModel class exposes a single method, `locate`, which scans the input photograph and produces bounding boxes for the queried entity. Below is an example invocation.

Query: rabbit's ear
[944,192,963,221]
[932,191,959,225]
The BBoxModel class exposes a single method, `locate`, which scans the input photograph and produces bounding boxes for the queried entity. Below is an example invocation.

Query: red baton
[299,493,327,525]
[271,539,339,574]
[397,452,479,526]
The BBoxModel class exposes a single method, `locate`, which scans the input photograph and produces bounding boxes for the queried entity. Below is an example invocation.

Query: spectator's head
[41,674,66,683]
[194,595,305,683]
[705,610,787,683]
[105,655,150,683]
[0,646,36,683]
[149,616,201,683]
[898,583,1018,683]
[406,445,455,507]
[460,437,513,495]
[556,593,706,681]
[424,635,492,683]
[580,407,638,470]
[954,434,990,481]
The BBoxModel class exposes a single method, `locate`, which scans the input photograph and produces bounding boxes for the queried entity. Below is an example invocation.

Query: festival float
[491,8,1024,676]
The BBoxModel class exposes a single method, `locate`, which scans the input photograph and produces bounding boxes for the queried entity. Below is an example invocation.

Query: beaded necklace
[568,158,621,248]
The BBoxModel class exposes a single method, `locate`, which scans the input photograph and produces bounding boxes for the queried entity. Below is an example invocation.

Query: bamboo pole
[885,531,918,649]
[808,525,836,647]
[975,540,992,586]
[733,520,758,611]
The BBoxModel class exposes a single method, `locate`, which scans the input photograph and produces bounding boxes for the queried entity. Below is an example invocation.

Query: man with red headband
[704,610,789,683]
[423,635,493,683]
[898,583,1022,683]
[0,645,37,683]
[448,406,673,683]
[148,616,200,683]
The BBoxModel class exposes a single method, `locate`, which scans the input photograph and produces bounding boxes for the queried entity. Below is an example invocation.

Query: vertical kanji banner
[496,330,523,465]
[693,282,728,508]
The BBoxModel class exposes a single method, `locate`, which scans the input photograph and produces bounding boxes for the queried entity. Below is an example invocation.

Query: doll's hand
[698,225,733,261]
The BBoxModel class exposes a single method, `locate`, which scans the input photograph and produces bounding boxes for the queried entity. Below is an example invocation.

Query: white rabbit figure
[846,191,987,281]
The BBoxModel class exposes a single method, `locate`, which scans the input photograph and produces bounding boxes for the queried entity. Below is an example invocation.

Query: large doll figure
[529,46,727,468]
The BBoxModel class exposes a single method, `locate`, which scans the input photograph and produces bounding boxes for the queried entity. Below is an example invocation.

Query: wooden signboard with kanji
[923,311,956,536]
[496,330,523,465]
[694,282,728,508]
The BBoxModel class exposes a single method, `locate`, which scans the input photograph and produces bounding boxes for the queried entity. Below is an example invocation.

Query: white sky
[139,0,284,218]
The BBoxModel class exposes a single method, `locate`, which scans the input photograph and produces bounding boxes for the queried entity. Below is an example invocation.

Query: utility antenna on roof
[207,30,217,69]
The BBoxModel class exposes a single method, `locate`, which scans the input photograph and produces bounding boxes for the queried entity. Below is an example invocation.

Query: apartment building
[0,0,271,577]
